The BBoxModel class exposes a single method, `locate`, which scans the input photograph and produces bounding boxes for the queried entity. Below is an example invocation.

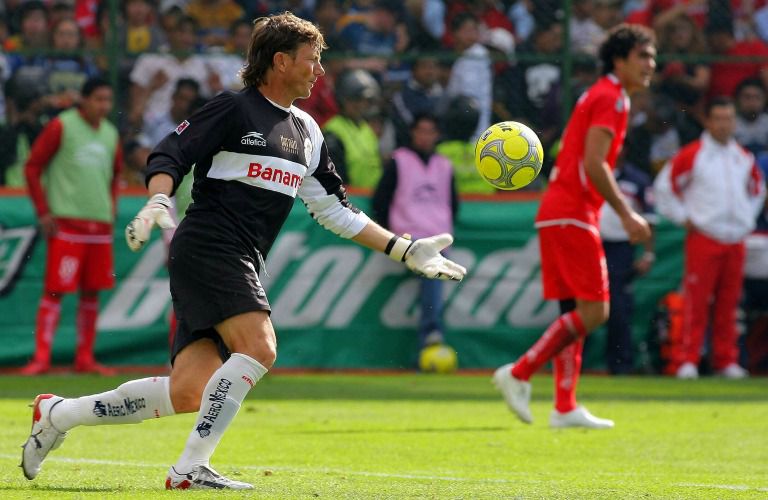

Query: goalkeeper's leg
[167,311,272,490]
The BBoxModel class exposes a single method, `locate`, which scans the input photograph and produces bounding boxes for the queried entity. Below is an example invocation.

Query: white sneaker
[549,406,614,429]
[676,362,699,380]
[718,363,749,379]
[165,465,254,490]
[492,363,532,424]
[21,394,67,480]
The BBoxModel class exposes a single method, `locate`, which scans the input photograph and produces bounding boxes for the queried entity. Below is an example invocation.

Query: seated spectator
[734,78,768,157]
[493,20,562,155]
[654,12,709,120]
[591,0,624,32]
[312,0,346,51]
[185,0,244,48]
[204,18,250,91]
[570,0,606,56]
[435,95,496,194]
[624,92,683,177]
[46,18,101,112]
[49,1,75,27]
[442,0,515,49]
[5,1,49,70]
[323,68,383,188]
[124,0,167,56]
[75,0,102,45]
[445,12,492,140]
[391,54,445,148]
[127,78,202,185]
[626,0,709,30]
[507,0,535,43]
[402,0,445,50]
[128,15,220,130]
[707,21,768,100]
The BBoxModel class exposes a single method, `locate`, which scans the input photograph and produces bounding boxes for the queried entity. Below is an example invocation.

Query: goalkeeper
[21,12,466,491]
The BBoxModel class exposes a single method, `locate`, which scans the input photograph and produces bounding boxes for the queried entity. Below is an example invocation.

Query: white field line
[3,454,767,491]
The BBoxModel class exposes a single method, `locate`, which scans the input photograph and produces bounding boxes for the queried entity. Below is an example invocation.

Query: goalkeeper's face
[285,43,325,101]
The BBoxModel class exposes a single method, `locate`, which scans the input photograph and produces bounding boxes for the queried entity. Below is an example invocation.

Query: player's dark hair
[241,12,326,88]
[81,76,111,97]
[706,96,734,117]
[599,23,655,75]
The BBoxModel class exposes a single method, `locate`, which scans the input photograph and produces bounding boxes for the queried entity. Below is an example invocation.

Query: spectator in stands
[186,0,244,48]
[128,15,220,130]
[124,0,167,56]
[372,112,459,353]
[391,54,445,147]
[402,0,446,50]
[75,0,102,46]
[623,92,683,177]
[128,78,201,185]
[20,77,122,376]
[436,95,495,194]
[570,0,606,56]
[654,97,766,379]
[49,1,75,27]
[205,18,250,91]
[323,68,383,188]
[626,0,709,30]
[337,0,405,56]
[707,21,768,100]
[493,20,562,157]
[734,78,768,157]
[4,1,48,61]
[312,0,346,51]
[591,0,624,32]
[46,18,101,113]
[445,12,492,140]
[0,73,48,186]
[654,13,710,122]
[599,159,657,375]
[507,0,535,43]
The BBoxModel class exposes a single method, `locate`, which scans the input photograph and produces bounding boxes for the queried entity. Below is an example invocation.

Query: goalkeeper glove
[125,193,176,252]
[386,233,466,281]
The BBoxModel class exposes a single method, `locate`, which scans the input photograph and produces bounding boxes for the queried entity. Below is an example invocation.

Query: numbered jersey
[146,87,367,259]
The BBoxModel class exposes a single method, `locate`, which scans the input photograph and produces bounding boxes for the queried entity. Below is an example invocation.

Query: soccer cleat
[74,361,117,376]
[492,363,533,424]
[718,363,749,379]
[165,465,254,490]
[676,362,699,380]
[549,406,614,429]
[21,394,67,480]
[18,360,51,376]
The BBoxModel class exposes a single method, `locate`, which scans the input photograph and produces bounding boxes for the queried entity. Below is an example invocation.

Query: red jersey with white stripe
[535,75,630,231]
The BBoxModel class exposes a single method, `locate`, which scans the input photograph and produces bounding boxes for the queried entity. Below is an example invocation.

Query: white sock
[51,377,175,432]
[174,353,267,472]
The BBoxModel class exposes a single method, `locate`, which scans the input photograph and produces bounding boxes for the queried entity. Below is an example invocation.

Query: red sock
[511,311,587,381]
[75,294,99,366]
[554,338,584,413]
[31,294,62,365]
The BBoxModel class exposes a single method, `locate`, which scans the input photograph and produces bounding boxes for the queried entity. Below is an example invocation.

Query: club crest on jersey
[304,137,313,166]
[242,131,266,146]
[280,135,299,156]
[175,120,190,135]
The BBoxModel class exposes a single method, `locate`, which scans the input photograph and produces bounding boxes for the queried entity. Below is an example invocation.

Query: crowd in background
[1,0,768,374]
[2,0,768,189]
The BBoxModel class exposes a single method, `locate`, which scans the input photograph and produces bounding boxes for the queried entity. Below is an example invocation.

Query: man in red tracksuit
[20,76,122,376]
[654,96,766,379]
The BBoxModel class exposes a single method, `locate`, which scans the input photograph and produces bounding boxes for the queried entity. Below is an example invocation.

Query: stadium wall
[0,193,684,370]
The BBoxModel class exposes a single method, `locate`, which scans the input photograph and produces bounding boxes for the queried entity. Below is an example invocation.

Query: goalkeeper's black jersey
[146,87,368,261]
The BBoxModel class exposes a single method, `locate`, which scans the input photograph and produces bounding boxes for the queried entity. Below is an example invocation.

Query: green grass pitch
[1,373,766,499]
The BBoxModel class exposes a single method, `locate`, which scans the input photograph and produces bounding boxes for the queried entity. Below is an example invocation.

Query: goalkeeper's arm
[125,173,176,252]
[351,221,466,281]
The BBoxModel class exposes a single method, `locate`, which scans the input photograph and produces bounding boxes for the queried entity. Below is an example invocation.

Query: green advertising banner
[0,193,684,370]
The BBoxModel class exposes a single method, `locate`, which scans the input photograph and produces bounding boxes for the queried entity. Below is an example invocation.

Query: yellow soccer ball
[418,344,458,374]
[474,121,544,190]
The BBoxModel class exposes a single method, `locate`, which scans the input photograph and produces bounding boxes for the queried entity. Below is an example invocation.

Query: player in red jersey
[493,24,655,429]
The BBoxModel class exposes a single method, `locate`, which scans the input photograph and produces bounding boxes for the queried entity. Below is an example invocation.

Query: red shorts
[44,231,115,293]
[537,224,608,302]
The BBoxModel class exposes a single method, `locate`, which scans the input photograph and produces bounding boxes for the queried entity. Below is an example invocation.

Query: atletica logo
[280,135,299,155]
[241,131,266,146]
